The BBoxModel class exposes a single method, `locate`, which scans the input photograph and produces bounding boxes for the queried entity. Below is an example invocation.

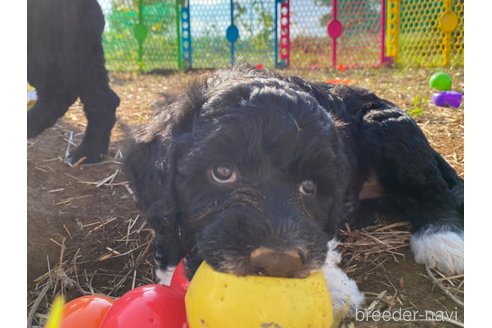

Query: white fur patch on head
[155,266,176,286]
[322,239,365,317]
[410,229,464,275]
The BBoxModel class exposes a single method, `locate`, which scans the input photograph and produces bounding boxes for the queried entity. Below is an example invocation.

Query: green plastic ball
[429,72,452,91]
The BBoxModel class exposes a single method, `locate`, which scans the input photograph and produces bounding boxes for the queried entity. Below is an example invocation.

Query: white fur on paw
[410,230,464,275]
[155,266,176,286]
[322,239,365,317]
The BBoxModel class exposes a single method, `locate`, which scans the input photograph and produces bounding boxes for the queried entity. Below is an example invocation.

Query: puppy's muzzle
[250,247,305,277]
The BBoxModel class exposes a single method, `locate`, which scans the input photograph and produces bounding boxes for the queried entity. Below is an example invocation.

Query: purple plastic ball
[432,91,462,108]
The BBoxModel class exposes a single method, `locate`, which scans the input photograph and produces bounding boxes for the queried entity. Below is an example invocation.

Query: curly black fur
[27,0,119,164]
[124,65,464,279]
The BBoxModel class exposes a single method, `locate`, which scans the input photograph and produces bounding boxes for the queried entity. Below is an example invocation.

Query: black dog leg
[65,0,119,165]
[67,86,119,164]
[27,86,77,139]
[154,231,185,284]
[360,108,463,275]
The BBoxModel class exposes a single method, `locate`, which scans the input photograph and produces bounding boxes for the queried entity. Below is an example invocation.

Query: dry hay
[337,223,464,327]
[27,138,157,327]
[27,213,156,327]
[339,222,411,279]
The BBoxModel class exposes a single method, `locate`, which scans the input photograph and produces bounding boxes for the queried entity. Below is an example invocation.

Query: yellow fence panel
[386,0,463,67]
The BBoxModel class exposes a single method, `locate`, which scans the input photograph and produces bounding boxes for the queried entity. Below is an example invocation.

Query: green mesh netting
[98,0,179,71]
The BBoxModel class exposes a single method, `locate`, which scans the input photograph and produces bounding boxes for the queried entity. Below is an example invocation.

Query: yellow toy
[185,262,333,328]
[44,295,65,328]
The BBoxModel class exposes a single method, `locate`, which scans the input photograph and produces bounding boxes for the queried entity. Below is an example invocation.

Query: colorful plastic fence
[96,0,464,71]
[386,0,464,67]
[98,0,179,71]
[187,0,275,69]
[288,0,386,69]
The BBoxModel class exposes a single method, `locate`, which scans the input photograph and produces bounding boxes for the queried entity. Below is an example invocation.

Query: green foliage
[234,1,274,52]
[407,95,424,117]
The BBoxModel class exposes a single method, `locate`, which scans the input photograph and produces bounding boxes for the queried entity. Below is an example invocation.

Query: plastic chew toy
[429,72,452,91]
[44,295,114,328]
[47,259,333,328]
[185,261,334,328]
[44,295,65,328]
[325,79,354,85]
[61,295,114,328]
[432,91,462,108]
[100,284,188,328]
[170,260,191,294]
[429,72,462,108]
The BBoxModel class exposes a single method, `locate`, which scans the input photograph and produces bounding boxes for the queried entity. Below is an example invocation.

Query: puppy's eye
[299,180,316,196]
[210,164,237,184]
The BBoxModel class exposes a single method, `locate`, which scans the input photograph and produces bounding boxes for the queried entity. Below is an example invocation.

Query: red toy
[52,259,190,328]
[100,284,188,328]
[60,295,114,328]
[325,79,354,85]
[170,260,190,294]
[336,64,348,71]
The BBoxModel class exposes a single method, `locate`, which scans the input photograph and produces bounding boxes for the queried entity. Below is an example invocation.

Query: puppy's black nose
[250,247,304,277]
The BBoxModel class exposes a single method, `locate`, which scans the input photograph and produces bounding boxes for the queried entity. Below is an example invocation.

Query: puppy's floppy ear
[322,121,354,236]
[124,75,210,267]
[124,134,177,229]
[124,130,184,267]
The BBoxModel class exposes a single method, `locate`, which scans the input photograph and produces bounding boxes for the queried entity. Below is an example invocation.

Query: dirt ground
[27,66,464,327]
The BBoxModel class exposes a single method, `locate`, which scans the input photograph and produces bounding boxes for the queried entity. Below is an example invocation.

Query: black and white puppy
[124,66,464,314]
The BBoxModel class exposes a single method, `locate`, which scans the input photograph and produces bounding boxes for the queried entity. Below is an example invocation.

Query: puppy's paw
[155,265,176,286]
[322,239,365,317]
[66,142,108,165]
[410,228,464,275]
